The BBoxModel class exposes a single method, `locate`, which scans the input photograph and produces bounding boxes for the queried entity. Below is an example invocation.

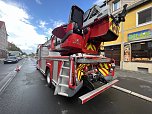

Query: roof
[127,0,151,11]
[111,0,151,15]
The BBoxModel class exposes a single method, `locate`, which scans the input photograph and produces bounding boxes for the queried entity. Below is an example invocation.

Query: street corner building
[0,21,8,59]
[104,0,152,73]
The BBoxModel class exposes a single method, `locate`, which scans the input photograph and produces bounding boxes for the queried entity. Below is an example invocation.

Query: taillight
[109,68,114,76]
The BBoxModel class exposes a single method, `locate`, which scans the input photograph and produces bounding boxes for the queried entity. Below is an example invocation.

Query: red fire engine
[37,3,127,104]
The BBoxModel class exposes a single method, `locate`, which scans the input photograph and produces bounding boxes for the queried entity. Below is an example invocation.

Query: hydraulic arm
[51,4,127,56]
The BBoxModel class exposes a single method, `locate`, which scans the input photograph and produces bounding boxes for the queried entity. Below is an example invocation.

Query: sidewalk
[115,68,152,84]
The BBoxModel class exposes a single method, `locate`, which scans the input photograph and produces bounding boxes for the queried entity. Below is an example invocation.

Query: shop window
[137,7,152,26]
[131,41,152,62]
[113,0,120,11]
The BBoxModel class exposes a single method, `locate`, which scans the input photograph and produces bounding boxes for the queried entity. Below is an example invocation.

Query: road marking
[0,60,25,95]
[40,78,45,81]
[112,85,152,102]
[0,71,17,94]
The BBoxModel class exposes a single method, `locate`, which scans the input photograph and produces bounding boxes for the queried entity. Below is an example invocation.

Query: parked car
[17,56,22,61]
[4,56,18,64]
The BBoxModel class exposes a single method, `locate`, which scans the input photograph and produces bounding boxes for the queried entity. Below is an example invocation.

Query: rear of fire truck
[37,2,127,104]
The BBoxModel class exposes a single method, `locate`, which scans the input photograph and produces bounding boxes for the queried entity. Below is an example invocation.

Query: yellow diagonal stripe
[104,63,109,69]
[102,68,109,75]
[98,68,106,76]
[92,45,96,51]
[99,63,103,68]
[109,17,113,22]
[77,70,84,81]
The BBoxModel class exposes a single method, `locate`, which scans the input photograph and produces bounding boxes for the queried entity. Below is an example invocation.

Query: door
[105,45,121,66]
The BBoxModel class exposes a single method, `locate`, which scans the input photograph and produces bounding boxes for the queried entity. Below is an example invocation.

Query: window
[137,7,152,26]
[131,41,152,62]
[113,0,120,11]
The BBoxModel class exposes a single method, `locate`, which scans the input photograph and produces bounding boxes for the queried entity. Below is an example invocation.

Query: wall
[104,1,152,71]
[0,22,7,58]
[123,62,152,73]
[123,3,152,41]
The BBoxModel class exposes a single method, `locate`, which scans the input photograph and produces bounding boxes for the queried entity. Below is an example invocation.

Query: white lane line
[0,71,17,94]
[0,60,25,95]
[112,85,152,102]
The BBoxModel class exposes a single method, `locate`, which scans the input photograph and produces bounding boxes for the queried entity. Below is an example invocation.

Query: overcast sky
[0,0,104,54]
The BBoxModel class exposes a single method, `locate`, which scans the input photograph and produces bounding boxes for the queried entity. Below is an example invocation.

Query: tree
[8,42,23,53]
[22,52,27,55]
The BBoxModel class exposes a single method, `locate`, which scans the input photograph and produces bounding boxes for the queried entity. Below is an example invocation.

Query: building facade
[104,0,152,73]
[0,21,8,58]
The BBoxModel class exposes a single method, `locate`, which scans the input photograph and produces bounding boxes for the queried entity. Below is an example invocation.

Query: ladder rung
[58,92,68,97]
[59,83,69,87]
[60,75,69,78]
[62,66,70,69]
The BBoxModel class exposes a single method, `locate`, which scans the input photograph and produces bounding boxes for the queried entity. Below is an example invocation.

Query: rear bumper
[79,79,119,104]
[4,60,17,63]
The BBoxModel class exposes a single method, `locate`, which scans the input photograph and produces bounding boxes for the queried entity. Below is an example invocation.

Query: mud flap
[79,79,119,104]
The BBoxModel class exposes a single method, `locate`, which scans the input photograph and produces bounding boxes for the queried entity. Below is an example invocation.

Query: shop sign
[128,29,152,41]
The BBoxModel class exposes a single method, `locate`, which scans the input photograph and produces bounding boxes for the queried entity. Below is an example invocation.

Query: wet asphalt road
[0,58,151,114]
[0,59,25,82]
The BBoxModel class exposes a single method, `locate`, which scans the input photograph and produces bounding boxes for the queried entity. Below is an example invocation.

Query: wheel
[46,70,52,87]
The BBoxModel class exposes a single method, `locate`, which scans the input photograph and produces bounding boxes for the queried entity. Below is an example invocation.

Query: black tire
[46,70,52,88]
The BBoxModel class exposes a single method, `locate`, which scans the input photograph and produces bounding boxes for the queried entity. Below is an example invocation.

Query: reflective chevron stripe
[77,63,111,80]
[102,68,109,75]
[98,68,107,76]
[99,64,103,68]
[104,63,109,69]
[77,64,87,81]
[86,43,96,51]
[98,63,111,76]
[109,17,119,35]
[92,44,96,51]
[98,67,109,76]
[77,70,85,81]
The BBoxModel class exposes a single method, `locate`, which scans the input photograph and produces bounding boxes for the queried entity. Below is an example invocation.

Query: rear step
[58,92,68,97]
[79,79,119,104]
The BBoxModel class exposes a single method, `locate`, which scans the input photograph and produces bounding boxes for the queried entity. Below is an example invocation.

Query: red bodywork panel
[51,15,119,55]
[49,61,53,80]
[89,17,109,38]
[58,61,63,78]
[61,34,83,50]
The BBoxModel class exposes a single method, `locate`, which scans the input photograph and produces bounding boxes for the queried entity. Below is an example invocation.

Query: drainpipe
[120,22,124,69]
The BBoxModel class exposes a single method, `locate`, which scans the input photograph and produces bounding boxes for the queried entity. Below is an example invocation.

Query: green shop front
[123,29,152,73]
